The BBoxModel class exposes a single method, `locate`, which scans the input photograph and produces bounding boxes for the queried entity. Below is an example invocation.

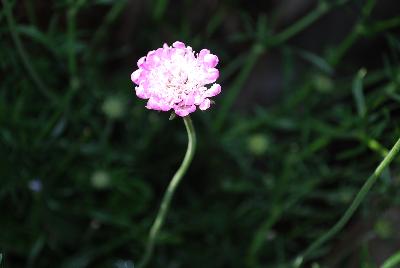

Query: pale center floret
[147,47,206,107]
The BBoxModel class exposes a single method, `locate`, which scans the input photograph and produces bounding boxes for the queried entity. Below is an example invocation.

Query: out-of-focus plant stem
[329,0,376,66]
[67,0,87,91]
[293,135,400,267]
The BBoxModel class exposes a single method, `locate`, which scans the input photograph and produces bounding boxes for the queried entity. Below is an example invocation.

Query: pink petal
[203,54,219,68]
[194,93,204,105]
[174,105,196,117]
[198,49,210,60]
[175,108,189,117]
[205,84,221,97]
[147,50,155,57]
[146,96,171,111]
[131,69,142,84]
[146,97,161,110]
[159,103,171,111]
[183,94,195,106]
[199,98,211,110]
[206,68,219,83]
[187,104,196,113]
[137,56,146,67]
[135,85,148,99]
[172,41,186,48]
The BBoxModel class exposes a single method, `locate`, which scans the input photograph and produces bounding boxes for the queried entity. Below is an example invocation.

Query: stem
[369,16,400,34]
[294,136,400,267]
[67,6,77,87]
[329,0,376,67]
[138,116,197,268]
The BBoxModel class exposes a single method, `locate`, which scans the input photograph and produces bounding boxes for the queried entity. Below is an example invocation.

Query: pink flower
[131,41,221,117]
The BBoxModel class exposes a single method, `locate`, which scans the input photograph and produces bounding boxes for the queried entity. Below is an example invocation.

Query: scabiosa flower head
[131,41,221,117]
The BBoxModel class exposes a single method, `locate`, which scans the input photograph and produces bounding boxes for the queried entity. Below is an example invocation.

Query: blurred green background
[1,0,400,267]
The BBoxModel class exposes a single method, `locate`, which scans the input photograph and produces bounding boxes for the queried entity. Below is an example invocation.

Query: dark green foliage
[1,0,400,267]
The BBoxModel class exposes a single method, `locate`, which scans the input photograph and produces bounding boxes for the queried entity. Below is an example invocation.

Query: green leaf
[381,251,400,268]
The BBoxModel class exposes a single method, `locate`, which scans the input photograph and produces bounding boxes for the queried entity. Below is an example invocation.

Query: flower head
[28,178,42,192]
[131,41,221,117]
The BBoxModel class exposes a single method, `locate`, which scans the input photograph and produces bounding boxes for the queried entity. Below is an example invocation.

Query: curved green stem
[294,136,400,267]
[138,116,197,268]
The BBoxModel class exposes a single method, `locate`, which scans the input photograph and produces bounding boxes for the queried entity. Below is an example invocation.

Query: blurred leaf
[27,236,46,267]
[17,25,57,55]
[256,14,270,43]
[296,49,333,74]
[50,117,67,138]
[206,9,225,37]
[352,68,367,117]
[381,251,400,268]
[114,260,134,268]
